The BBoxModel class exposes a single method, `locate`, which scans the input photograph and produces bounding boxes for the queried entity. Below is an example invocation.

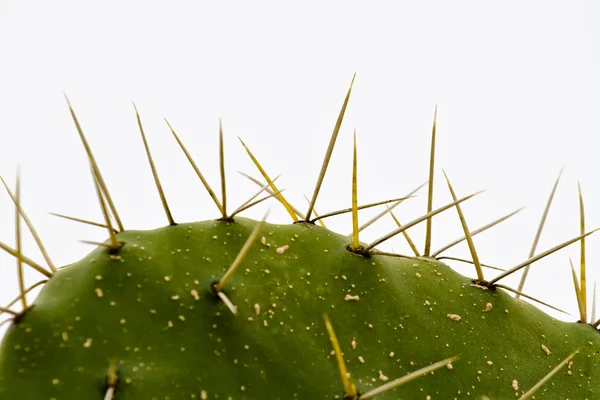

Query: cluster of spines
[0,76,597,399]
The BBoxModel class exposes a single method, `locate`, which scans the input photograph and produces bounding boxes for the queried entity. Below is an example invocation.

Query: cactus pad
[0,217,598,398]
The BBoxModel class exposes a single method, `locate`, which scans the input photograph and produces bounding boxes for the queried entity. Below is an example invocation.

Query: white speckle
[358,356,365,363]
[52,378,60,385]
[83,338,93,348]
[260,236,271,247]
[61,332,68,342]
[424,300,431,306]
[389,351,394,358]
[487,360,493,366]
[344,294,360,302]
[378,370,389,381]
[164,276,171,282]
[171,295,180,300]
[95,288,104,298]
[201,390,208,399]
[179,315,186,322]
[446,363,453,370]
[191,289,200,301]
[447,314,461,321]
[483,303,493,312]
[120,319,126,325]
[95,275,103,281]
[212,235,218,239]
[254,303,260,315]
[276,245,289,254]
[512,379,519,391]
[351,339,357,350]
[415,272,422,278]
[541,344,551,356]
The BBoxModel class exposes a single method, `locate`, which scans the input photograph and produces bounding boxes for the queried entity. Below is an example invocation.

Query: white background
[1,1,599,339]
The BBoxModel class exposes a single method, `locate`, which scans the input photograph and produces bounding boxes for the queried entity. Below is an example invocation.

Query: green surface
[0,217,599,399]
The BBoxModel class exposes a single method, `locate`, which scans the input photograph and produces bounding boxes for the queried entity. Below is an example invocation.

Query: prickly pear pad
[0,217,598,399]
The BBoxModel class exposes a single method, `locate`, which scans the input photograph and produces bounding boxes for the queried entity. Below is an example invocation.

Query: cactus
[0,78,599,399]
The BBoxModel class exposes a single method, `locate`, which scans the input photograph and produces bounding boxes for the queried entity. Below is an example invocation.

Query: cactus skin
[0,216,599,399]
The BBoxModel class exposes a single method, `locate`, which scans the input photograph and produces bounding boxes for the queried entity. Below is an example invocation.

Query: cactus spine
[0,78,599,399]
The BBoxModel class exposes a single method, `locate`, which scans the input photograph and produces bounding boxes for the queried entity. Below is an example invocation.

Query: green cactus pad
[1,217,598,399]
